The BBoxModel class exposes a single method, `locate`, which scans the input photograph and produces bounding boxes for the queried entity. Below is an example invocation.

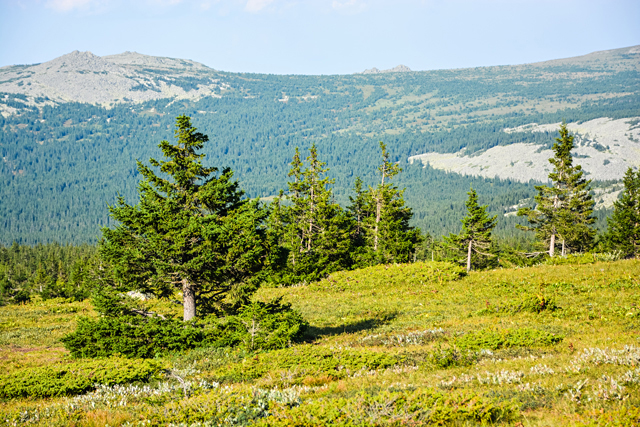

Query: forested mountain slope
[1,46,638,244]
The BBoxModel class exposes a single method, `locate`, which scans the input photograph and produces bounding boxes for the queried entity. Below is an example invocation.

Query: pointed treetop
[141,115,216,196]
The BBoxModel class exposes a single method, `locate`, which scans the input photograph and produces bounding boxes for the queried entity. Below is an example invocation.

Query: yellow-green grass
[1,260,639,426]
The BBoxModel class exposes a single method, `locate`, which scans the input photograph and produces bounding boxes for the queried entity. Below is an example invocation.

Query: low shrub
[359,328,446,347]
[484,386,554,411]
[213,298,309,351]
[543,252,621,266]
[116,387,302,425]
[455,328,563,351]
[0,358,163,398]
[215,345,399,383]
[574,406,640,427]
[253,388,517,426]
[429,345,478,369]
[61,298,308,358]
[61,316,206,358]
[477,293,559,316]
[519,294,559,313]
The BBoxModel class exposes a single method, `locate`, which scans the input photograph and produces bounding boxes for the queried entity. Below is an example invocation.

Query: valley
[1,46,639,243]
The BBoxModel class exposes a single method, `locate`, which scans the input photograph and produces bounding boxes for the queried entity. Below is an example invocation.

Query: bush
[61,316,209,358]
[476,293,559,316]
[253,388,517,426]
[519,294,558,313]
[455,328,563,351]
[575,406,640,427]
[62,298,308,358]
[429,345,478,368]
[543,252,621,266]
[0,358,163,398]
[216,345,399,383]
[212,298,309,351]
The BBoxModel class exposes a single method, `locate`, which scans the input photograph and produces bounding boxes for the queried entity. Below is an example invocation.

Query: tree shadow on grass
[304,312,398,342]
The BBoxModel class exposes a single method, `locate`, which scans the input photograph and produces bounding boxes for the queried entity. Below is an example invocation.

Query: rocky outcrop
[0,50,225,107]
[359,64,412,74]
[408,117,640,184]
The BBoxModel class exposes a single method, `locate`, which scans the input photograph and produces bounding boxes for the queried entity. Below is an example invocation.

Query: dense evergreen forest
[1,51,638,244]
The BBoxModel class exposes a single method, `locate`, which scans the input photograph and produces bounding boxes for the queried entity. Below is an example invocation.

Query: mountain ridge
[0,50,224,109]
[1,45,639,114]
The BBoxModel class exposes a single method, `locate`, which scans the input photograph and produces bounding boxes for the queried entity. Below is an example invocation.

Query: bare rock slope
[409,117,640,182]
[0,50,226,108]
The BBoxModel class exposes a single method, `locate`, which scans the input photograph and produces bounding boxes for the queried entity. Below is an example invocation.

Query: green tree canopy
[100,115,272,321]
[605,167,640,258]
[269,145,352,283]
[445,188,497,272]
[348,142,420,265]
[517,123,595,256]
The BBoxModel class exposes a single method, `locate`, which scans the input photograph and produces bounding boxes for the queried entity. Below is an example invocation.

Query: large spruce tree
[100,116,270,321]
[605,167,640,257]
[445,188,497,272]
[517,123,595,256]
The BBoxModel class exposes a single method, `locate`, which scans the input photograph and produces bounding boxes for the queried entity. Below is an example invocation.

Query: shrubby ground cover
[1,258,639,425]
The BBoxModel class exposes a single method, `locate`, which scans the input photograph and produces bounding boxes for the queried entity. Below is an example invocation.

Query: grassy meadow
[1,259,639,426]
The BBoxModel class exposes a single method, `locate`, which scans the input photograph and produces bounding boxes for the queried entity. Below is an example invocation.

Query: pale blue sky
[1,0,639,74]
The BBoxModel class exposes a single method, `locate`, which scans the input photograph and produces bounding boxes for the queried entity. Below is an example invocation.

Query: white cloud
[331,0,366,13]
[245,0,275,12]
[46,0,94,11]
[145,0,185,5]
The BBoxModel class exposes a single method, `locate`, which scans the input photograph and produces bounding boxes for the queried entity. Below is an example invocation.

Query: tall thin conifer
[517,123,595,256]
[445,188,497,272]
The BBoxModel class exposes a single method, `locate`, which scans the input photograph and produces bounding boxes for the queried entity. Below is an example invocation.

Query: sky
[0,0,639,75]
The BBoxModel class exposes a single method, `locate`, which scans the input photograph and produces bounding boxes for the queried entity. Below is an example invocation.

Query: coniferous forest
[2,50,638,245]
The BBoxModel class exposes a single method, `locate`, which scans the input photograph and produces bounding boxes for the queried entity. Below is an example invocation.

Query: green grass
[1,259,639,425]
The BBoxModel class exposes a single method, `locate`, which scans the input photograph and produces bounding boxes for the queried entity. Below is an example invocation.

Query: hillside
[409,117,640,183]
[1,259,639,425]
[0,50,224,109]
[1,46,639,244]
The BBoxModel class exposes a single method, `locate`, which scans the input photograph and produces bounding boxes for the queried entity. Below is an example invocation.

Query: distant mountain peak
[359,64,412,74]
[0,50,221,107]
[103,51,211,70]
[33,50,122,74]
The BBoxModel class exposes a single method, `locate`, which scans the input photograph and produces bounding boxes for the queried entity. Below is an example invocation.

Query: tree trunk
[561,239,566,257]
[467,240,472,273]
[182,278,196,321]
[373,170,386,252]
[374,193,382,251]
[308,185,314,251]
[549,233,555,257]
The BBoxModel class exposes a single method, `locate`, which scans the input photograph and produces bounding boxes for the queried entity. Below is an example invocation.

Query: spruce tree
[349,142,419,265]
[445,188,497,272]
[100,116,270,321]
[605,167,640,257]
[517,123,595,256]
[271,145,352,282]
[347,176,371,249]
